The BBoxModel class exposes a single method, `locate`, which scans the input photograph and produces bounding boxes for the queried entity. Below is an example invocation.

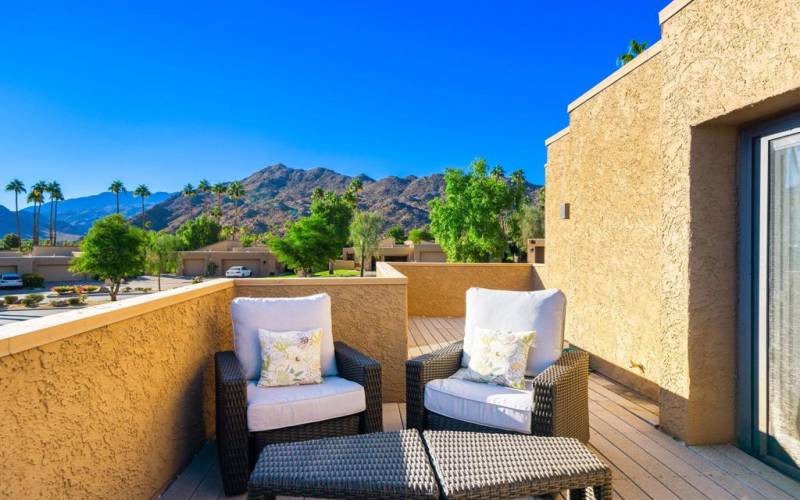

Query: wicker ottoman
[423,431,612,499]
[247,430,440,499]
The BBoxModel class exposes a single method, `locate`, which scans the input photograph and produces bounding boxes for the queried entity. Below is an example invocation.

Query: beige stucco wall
[545,0,800,444]
[389,263,540,317]
[545,51,664,398]
[0,282,235,499]
[235,279,408,402]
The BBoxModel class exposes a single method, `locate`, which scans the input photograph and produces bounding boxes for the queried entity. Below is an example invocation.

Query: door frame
[738,110,800,479]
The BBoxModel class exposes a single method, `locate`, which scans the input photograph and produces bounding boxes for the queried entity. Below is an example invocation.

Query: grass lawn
[267,269,361,278]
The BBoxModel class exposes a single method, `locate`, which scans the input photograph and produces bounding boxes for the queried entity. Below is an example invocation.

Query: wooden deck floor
[162,317,800,500]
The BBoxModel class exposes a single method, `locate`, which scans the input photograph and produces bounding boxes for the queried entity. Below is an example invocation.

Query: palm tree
[5,179,26,246]
[182,183,196,219]
[197,179,211,214]
[227,181,245,239]
[108,180,126,214]
[133,184,151,229]
[51,185,64,245]
[617,40,649,66]
[46,181,62,245]
[347,178,364,205]
[27,181,47,246]
[211,182,227,219]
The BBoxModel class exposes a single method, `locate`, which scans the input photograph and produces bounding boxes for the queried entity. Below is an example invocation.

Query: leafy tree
[3,233,21,249]
[617,40,649,66]
[387,225,406,244]
[519,188,545,249]
[108,180,125,214]
[133,184,151,228]
[429,158,528,262]
[144,231,180,291]
[350,211,384,277]
[197,179,211,214]
[239,231,271,247]
[5,179,26,245]
[269,215,340,276]
[227,181,245,238]
[176,215,222,250]
[26,181,46,246]
[310,189,356,250]
[70,215,146,301]
[408,227,434,244]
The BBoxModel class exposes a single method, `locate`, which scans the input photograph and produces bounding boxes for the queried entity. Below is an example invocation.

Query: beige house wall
[545,0,800,443]
[388,262,541,317]
[179,249,283,277]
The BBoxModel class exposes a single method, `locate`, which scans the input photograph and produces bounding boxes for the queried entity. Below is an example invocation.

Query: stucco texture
[0,286,234,499]
[545,53,664,398]
[545,0,800,444]
[389,263,540,317]
[235,281,408,402]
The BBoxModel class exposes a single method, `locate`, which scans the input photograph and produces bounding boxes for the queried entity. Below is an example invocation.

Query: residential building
[342,238,446,271]
[178,240,284,277]
[0,246,86,282]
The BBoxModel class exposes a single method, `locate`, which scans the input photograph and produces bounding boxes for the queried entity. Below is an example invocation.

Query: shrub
[142,287,152,292]
[4,295,19,305]
[22,273,45,289]
[80,285,99,293]
[192,276,204,284]
[123,286,132,292]
[68,295,86,306]
[52,299,68,307]
[3,233,21,249]
[22,294,45,307]
[52,285,76,295]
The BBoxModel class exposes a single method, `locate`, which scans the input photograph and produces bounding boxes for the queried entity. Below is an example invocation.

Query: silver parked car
[0,273,23,289]
[225,266,253,278]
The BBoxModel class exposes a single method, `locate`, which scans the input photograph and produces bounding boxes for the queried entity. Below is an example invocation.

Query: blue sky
[0,1,665,209]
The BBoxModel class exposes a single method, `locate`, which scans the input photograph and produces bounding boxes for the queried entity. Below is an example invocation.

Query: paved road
[0,275,213,326]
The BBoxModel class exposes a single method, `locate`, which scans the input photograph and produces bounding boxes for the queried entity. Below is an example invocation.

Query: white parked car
[225,266,253,278]
[0,273,23,289]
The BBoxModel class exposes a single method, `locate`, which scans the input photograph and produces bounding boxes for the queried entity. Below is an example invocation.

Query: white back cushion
[231,294,337,380]
[463,288,566,376]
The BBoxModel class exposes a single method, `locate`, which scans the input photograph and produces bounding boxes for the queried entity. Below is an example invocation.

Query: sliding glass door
[742,116,800,479]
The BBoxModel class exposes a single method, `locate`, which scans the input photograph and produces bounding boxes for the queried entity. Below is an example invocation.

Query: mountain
[1,191,172,238]
[141,164,541,234]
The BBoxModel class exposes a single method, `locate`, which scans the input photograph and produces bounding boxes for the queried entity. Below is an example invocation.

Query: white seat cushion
[424,370,534,434]
[463,288,566,376]
[231,294,337,380]
[246,376,366,432]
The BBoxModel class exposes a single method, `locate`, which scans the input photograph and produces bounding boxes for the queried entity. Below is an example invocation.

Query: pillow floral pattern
[257,328,323,388]
[458,326,536,389]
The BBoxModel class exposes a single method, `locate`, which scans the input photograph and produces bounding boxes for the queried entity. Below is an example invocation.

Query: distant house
[0,246,87,282]
[178,240,284,277]
[342,238,446,271]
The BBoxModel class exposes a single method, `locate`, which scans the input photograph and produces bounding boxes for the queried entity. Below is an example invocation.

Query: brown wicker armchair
[215,341,383,496]
[406,341,589,442]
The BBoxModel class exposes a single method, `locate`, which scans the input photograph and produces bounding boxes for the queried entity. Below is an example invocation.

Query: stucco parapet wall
[234,275,407,287]
[658,0,694,25]
[544,126,570,146]
[0,279,235,358]
[567,40,662,113]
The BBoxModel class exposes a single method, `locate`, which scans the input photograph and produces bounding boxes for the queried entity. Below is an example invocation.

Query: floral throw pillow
[257,328,323,388]
[458,326,536,389]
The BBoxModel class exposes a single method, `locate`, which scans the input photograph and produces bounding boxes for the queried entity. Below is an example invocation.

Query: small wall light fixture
[560,203,570,220]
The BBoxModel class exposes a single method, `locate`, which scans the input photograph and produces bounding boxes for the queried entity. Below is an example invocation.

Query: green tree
[268,215,340,276]
[429,158,527,262]
[211,182,227,219]
[26,181,46,246]
[70,215,146,301]
[176,215,222,250]
[144,231,180,291]
[133,184,151,229]
[227,181,245,238]
[309,189,356,250]
[408,227,434,244]
[387,225,406,244]
[3,233,21,249]
[519,188,545,249]
[5,179,26,245]
[108,180,125,214]
[617,40,649,66]
[182,183,197,219]
[350,211,384,277]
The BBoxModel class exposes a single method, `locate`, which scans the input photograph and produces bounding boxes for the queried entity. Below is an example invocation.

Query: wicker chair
[406,288,589,442]
[216,294,383,495]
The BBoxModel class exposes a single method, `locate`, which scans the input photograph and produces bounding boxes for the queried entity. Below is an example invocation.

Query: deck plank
[161,442,217,500]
